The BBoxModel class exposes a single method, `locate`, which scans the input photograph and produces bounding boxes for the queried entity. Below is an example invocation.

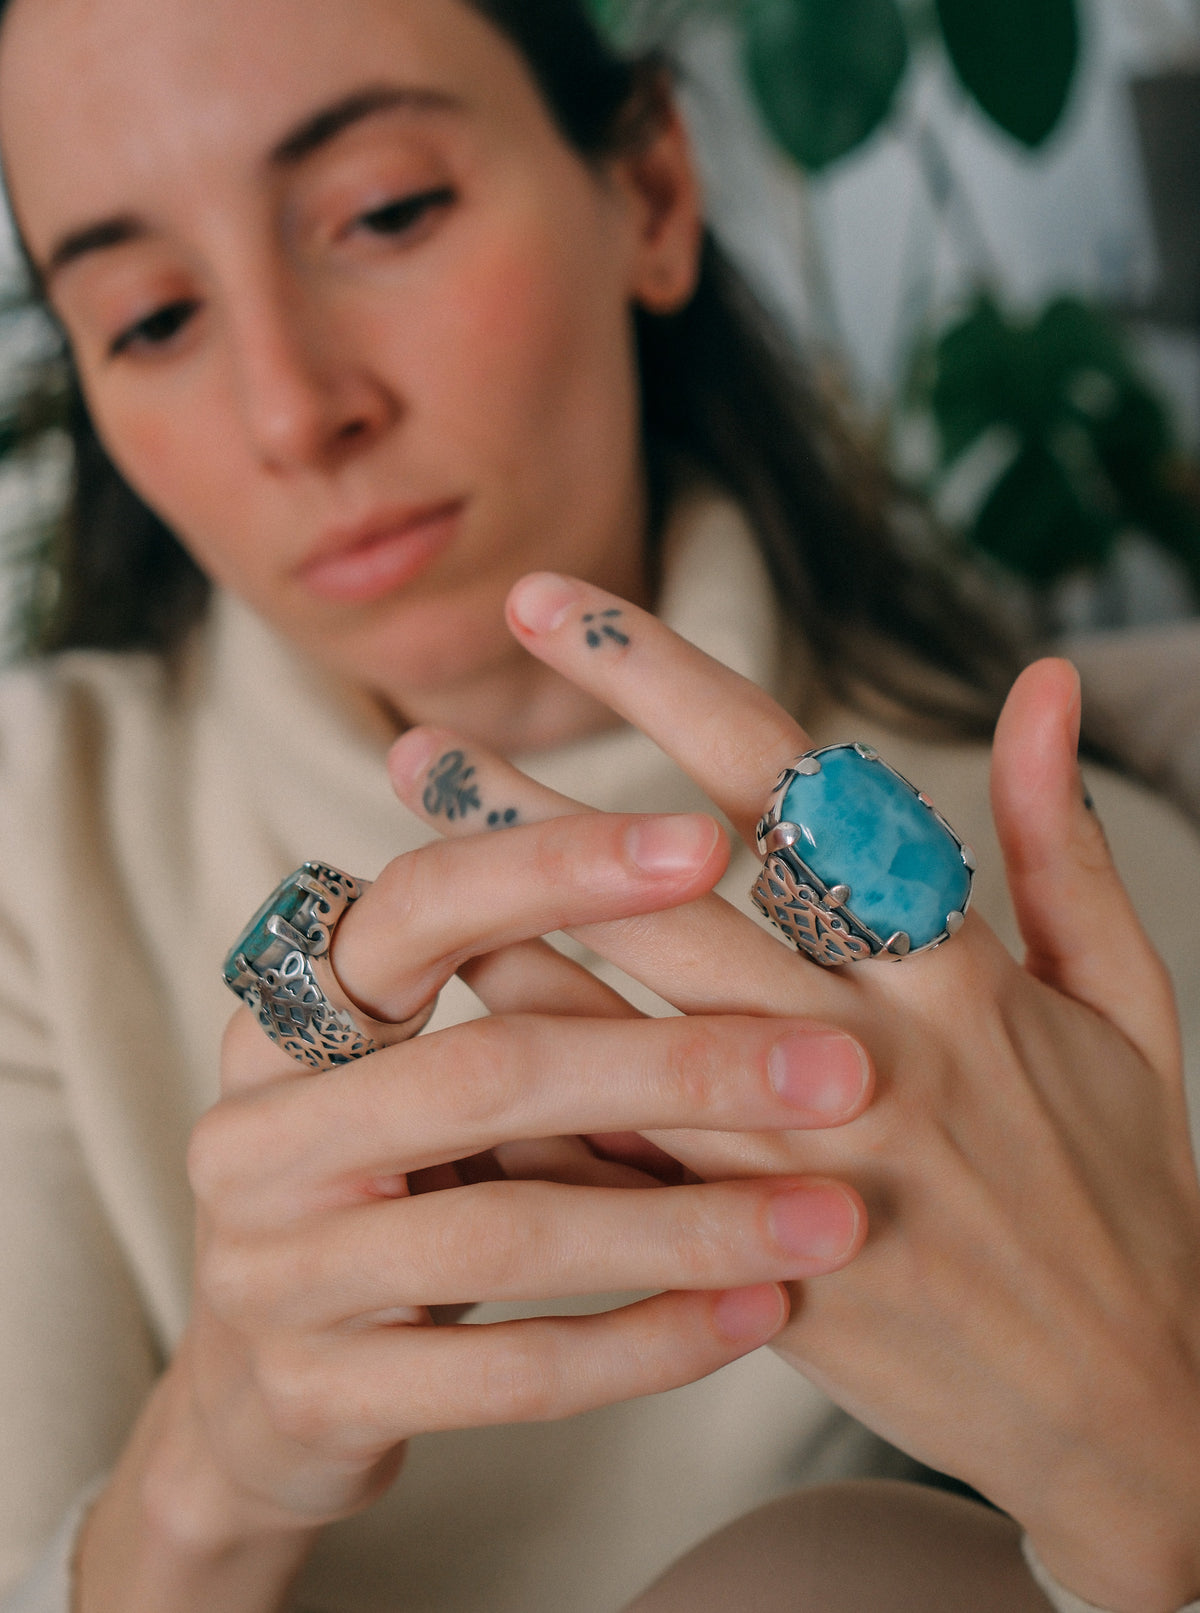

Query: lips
[296,499,463,605]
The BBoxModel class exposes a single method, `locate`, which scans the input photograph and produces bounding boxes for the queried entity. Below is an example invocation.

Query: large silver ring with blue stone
[222,862,437,1070]
[751,744,976,966]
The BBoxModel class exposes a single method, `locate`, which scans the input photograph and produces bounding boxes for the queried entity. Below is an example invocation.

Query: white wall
[677,0,1200,625]
[681,0,1190,414]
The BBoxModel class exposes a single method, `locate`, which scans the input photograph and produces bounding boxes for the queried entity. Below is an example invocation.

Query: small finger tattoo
[1082,780,1111,848]
[583,609,630,650]
[424,751,482,822]
[487,808,520,830]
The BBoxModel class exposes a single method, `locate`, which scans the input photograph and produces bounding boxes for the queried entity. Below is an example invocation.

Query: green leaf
[929,296,1019,461]
[583,0,625,33]
[744,0,909,172]
[971,442,1114,581]
[918,294,1197,586]
[935,0,1079,148]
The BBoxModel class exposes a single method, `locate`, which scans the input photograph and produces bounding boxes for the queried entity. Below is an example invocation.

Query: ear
[610,89,704,316]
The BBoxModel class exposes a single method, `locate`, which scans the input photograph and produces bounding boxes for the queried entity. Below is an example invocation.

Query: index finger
[388,727,842,1019]
[506,572,814,847]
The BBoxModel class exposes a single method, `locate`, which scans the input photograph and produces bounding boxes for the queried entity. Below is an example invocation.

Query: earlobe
[636,244,701,316]
[619,99,704,316]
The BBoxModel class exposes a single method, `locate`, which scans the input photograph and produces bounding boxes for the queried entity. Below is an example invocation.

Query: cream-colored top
[0,493,1197,1613]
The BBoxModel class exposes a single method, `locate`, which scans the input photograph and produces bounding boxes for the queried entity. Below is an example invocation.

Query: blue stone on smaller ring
[223,862,437,1070]
[751,743,975,966]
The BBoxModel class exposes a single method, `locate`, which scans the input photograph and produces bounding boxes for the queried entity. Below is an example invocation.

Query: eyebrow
[269,83,463,165]
[41,82,465,286]
[43,215,148,285]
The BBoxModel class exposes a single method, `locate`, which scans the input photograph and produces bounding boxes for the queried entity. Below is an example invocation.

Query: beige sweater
[1,495,1197,1613]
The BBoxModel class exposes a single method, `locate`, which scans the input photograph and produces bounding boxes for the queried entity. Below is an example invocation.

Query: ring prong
[795,755,822,776]
[961,845,978,872]
[885,931,912,957]
[266,915,307,949]
[763,822,802,854]
[945,910,965,935]
[827,884,851,907]
[854,743,879,761]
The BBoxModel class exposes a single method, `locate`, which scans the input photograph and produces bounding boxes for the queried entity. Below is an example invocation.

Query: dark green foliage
[584,0,627,32]
[593,0,1081,166]
[743,0,908,171]
[927,295,1200,591]
[936,0,1079,149]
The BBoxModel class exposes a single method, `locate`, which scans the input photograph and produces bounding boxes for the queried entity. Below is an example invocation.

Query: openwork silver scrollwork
[240,948,380,1071]
[752,854,873,967]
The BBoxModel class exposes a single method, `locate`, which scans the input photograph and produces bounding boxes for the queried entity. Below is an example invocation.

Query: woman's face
[0,0,699,719]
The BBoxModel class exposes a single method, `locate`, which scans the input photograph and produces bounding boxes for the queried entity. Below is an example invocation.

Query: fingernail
[768,1031,870,1118]
[387,728,442,791]
[509,573,583,635]
[712,1283,788,1344]
[626,815,719,875]
[769,1186,860,1265]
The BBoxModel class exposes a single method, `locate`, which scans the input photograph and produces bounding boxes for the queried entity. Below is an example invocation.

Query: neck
[381,643,626,757]
[374,475,655,756]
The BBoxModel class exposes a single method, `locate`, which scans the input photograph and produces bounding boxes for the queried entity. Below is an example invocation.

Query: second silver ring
[222,862,438,1071]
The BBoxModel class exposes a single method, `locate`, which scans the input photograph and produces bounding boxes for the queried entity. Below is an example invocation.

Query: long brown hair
[3,0,1018,736]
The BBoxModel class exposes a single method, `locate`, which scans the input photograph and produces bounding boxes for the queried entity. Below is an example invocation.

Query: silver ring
[751,743,976,967]
[222,862,437,1070]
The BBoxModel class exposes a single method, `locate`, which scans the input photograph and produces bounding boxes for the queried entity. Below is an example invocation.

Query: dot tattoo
[424,751,482,822]
[487,808,520,830]
[583,609,630,650]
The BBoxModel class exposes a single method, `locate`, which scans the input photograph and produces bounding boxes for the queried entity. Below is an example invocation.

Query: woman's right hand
[136,810,870,1559]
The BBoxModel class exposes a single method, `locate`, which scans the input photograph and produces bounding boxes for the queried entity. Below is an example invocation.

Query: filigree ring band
[222,862,437,1071]
[751,744,976,967]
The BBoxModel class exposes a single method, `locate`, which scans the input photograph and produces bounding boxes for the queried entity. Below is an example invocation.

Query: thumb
[990,657,1180,1076]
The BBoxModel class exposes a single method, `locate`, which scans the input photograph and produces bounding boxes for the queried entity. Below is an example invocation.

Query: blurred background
[2,0,1200,657]
[593,0,1200,642]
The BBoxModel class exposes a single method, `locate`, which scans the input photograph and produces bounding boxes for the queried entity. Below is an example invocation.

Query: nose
[228,276,398,472]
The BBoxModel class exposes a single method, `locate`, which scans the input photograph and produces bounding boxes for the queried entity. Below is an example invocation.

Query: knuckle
[437,1181,543,1293]
[372,852,421,930]
[254,1342,339,1448]
[439,1019,525,1132]
[195,1237,267,1328]
[663,1021,724,1114]
[186,1104,240,1204]
[529,832,582,912]
[704,706,793,786]
[478,1332,562,1423]
[187,1092,292,1211]
[666,1191,729,1284]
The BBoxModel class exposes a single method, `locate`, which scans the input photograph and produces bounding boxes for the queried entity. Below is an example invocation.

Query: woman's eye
[109,299,199,358]
[356,185,456,240]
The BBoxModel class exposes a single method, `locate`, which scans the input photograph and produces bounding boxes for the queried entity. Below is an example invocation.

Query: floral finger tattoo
[423,750,520,830]
[424,751,482,822]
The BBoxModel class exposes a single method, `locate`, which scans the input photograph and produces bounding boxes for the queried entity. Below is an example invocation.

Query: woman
[0,0,1196,1610]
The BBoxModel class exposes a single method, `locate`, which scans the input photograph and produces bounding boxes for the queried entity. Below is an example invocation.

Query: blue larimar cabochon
[779,748,971,951]
[222,871,310,988]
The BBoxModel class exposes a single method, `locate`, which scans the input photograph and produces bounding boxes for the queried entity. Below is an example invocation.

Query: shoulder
[0,634,190,730]
[0,637,203,853]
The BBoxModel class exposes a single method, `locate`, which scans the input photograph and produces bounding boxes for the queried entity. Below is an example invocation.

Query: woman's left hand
[387,573,1200,1613]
